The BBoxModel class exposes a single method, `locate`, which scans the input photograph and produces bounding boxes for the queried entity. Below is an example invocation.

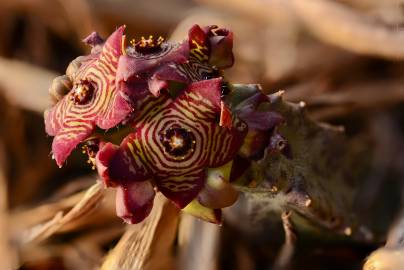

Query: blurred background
[0,0,404,269]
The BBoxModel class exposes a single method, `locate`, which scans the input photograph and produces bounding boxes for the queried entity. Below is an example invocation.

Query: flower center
[170,136,184,148]
[131,35,165,55]
[160,127,196,159]
[70,80,94,105]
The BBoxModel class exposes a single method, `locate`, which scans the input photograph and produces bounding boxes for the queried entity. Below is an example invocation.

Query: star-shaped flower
[44,26,132,167]
[96,78,247,224]
[116,24,235,99]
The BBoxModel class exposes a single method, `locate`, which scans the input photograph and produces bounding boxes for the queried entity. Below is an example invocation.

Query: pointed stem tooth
[344,226,352,236]
[304,197,312,207]
[277,90,285,96]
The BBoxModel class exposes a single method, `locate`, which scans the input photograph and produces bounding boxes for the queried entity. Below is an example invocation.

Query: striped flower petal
[44,26,132,167]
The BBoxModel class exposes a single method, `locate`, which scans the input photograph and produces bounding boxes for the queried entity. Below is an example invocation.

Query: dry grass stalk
[178,214,221,270]
[101,194,179,270]
[16,182,104,244]
[0,143,17,270]
[286,78,404,120]
[11,182,96,231]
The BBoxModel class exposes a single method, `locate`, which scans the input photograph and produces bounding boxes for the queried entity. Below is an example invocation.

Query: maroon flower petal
[188,24,234,69]
[95,142,119,187]
[82,31,104,47]
[115,180,155,224]
[208,29,234,69]
[147,65,190,97]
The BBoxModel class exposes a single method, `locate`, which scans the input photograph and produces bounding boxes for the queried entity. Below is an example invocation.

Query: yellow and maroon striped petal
[188,25,209,63]
[157,170,206,208]
[188,24,234,69]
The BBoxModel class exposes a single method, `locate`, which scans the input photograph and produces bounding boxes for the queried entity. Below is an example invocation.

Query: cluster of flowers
[44,25,285,224]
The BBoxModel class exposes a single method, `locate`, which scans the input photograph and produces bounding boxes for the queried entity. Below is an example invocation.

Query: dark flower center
[70,80,95,105]
[127,36,175,60]
[160,127,196,159]
[131,35,165,55]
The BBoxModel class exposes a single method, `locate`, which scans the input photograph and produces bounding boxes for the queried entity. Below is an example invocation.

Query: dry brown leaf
[101,194,179,270]
[18,182,104,244]
[291,0,404,59]
[0,57,55,113]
